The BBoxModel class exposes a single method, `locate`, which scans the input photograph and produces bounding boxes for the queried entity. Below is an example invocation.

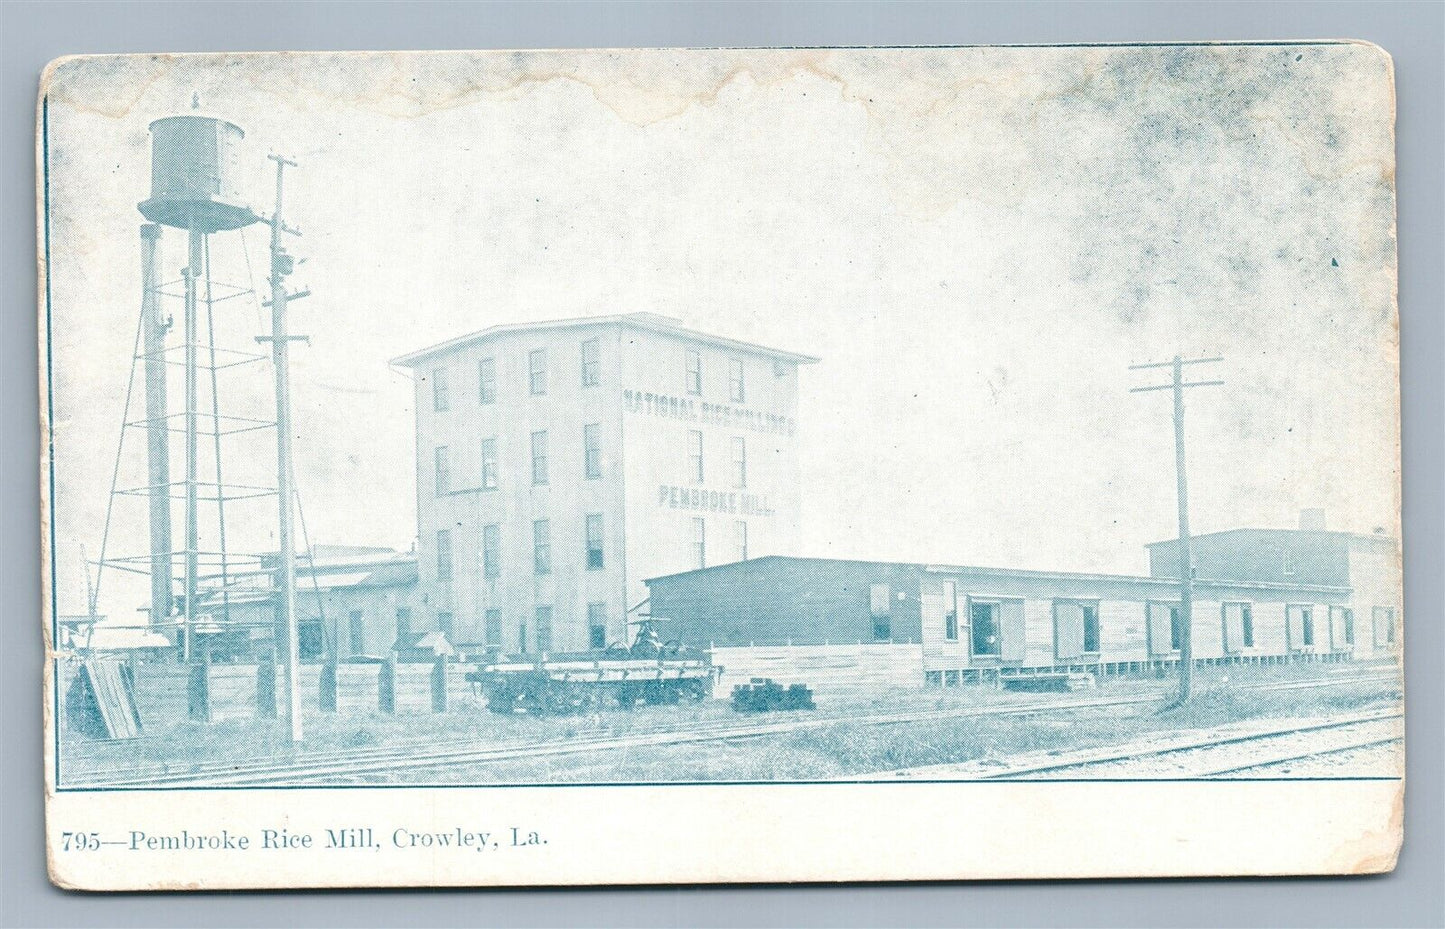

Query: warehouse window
[432,367,450,412]
[729,358,745,403]
[529,349,547,395]
[1282,550,1295,576]
[484,609,502,646]
[583,423,602,479]
[434,445,450,496]
[482,523,500,579]
[395,608,412,643]
[1242,604,1255,647]
[1169,605,1183,651]
[436,529,453,581]
[971,601,1001,656]
[478,357,496,404]
[481,437,499,491]
[581,338,600,387]
[731,436,747,488]
[733,520,748,562]
[535,607,553,653]
[348,611,364,655]
[870,584,892,641]
[688,430,704,483]
[1082,603,1100,653]
[437,611,454,641]
[517,620,528,654]
[531,430,549,485]
[685,349,702,395]
[586,514,605,569]
[943,581,958,641]
[533,519,551,575]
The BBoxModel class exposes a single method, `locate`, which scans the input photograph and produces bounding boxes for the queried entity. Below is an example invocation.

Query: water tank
[138,115,257,232]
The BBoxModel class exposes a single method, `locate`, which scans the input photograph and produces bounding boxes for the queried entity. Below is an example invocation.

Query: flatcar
[466,619,720,715]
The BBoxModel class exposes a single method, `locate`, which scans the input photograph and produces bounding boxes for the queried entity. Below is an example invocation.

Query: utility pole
[260,153,307,742]
[1130,355,1223,706]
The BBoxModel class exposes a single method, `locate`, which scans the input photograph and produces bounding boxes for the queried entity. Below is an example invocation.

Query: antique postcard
[40,44,1402,889]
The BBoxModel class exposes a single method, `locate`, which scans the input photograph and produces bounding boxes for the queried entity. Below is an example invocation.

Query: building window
[434,445,450,496]
[588,602,608,650]
[1301,607,1315,647]
[1331,606,1355,648]
[581,338,600,387]
[1223,602,1254,653]
[1373,606,1396,646]
[348,610,364,655]
[478,357,496,404]
[517,620,528,654]
[971,601,1001,656]
[1054,601,1099,659]
[529,348,547,395]
[733,520,748,562]
[586,514,605,569]
[531,430,549,485]
[484,609,502,646]
[731,436,747,488]
[870,584,892,641]
[437,611,454,641]
[533,519,551,575]
[482,523,500,579]
[583,423,602,479]
[435,529,453,581]
[432,367,450,412]
[1282,549,1295,576]
[299,621,325,661]
[1082,604,1100,653]
[535,606,553,653]
[943,581,958,642]
[685,348,702,395]
[395,608,412,643]
[1169,605,1183,651]
[729,358,745,403]
[688,430,704,483]
[691,517,706,570]
[481,437,499,491]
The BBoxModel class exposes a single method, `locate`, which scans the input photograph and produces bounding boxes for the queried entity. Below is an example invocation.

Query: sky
[41,46,1399,625]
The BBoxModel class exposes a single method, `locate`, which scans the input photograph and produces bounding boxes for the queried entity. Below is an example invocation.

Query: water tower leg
[182,227,202,663]
[140,223,173,634]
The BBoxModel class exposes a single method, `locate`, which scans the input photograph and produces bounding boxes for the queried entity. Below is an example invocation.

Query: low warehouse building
[646,526,1400,687]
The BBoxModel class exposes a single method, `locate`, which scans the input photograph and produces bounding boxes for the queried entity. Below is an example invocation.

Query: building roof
[643,554,1352,594]
[1144,527,1397,548]
[390,312,821,368]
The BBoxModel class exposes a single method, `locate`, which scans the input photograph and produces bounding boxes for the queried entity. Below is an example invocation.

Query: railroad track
[869,710,1403,780]
[67,670,1401,789]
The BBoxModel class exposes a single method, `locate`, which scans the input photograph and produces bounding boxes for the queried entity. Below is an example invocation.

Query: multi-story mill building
[393,313,818,653]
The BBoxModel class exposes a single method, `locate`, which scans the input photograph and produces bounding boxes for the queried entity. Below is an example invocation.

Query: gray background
[2,2,1440,926]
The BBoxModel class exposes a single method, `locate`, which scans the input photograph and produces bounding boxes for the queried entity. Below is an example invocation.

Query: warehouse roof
[644,554,1352,594]
[1144,527,1397,548]
[391,312,821,367]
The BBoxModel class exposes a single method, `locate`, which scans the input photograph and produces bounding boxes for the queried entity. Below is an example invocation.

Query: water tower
[93,102,313,740]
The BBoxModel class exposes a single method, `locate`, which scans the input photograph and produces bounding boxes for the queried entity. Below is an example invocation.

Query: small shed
[393,630,455,663]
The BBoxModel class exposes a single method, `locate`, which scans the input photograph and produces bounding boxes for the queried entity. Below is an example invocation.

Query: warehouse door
[999,600,1026,663]
[1147,602,1179,656]
[1054,602,1085,661]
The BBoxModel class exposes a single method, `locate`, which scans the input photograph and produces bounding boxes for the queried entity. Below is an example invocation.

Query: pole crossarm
[1129,353,1225,707]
